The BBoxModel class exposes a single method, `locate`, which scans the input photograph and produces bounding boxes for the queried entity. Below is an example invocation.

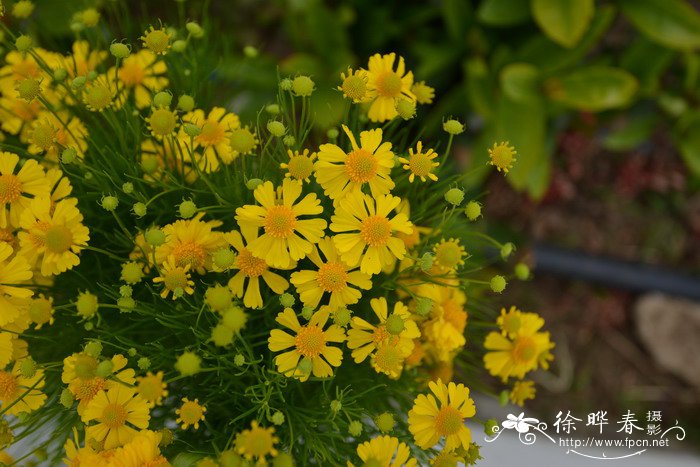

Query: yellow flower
[280,148,317,183]
[115,50,169,108]
[347,297,419,376]
[179,107,241,170]
[146,106,178,139]
[0,242,33,326]
[329,191,413,275]
[411,81,435,105]
[176,397,206,430]
[82,385,151,450]
[0,332,14,368]
[407,379,475,451]
[365,53,415,122]
[226,226,291,309]
[510,380,536,407]
[235,179,326,268]
[153,256,195,299]
[0,360,46,416]
[25,112,88,161]
[290,236,372,311]
[136,371,168,407]
[107,430,169,467]
[235,420,278,462]
[398,141,439,183]
[46,168,73,204]
[268,308,345,381]
[0,94,42,135]
[484,312,554,381]
[315,125,394,201]
[62,352,99,384]
[417,285,468,362]
[497,305,527,338]
[61,41,108,78]
[432,238,466,273]
[228,126,258,156]
[63,427,112,466]
[338,68,371,103]
[0,49,58,93]
[27,294,54,329]
[17,196,90,276]
[82,75,124,112]
[351,435,417,467]
[141,26,171,55]
[488,141,517,173]
[155,213,225,273]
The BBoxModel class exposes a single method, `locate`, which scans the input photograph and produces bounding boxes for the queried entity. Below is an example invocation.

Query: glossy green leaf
[500,63,541,103]
[477,0,531,26]
[531,0,594,48]
[619,0,700,50]
[545,66,638,111]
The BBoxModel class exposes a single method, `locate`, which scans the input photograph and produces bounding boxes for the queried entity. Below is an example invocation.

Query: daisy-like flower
[228,126,258,157]
[146,106,178,139]
[0,332,15,368]
[268,308,345,381]
[398,141,439,183]
[25,112,88,161]
[68,354,136,415]
[0,94,42,135]
[108,430,168,467]
[235,421,279,462]
[17,196,90,277]
[153,255,195,299]
[226,226,292,309]
[407,379,476,451]
[365,53,415,122]
[235,178,326,268]
[432,238,466,273]
[484,312,554,381]
[290,236,372,311]
[0,243,33,326]
[350,435,417,467]
[315,125,394,201]
[136,371,168,407]
[330,191,413,275]
[180,107,241,170]
[115,50,168,108]
[27,294,55,329]
[0,49,59,92]
[510,380,536,407]
[347,297,419,373]
[0,360,46,416]
[488,141,517,173]
[61,41,107,78]
[46,168,73,205]
[141,26,171,55]
[176,397,206,430]
[82,75,124,112]
[280,148,317,183]
[411,81,435,105]
[82,385,150,450]
[155,213,225,273]
[338,68,371,103]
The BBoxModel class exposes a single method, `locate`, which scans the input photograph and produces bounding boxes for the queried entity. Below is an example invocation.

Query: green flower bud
[514,263,530,281]
[348,420,363,437]
[178,199,197,219]
[484,419,499,436]
[95,360,114,377]
[279,78,293,91]
[418,252,434,271]
[243,45,259,58]
[178,94,195,112]
[385,314,405,335]
[374,412,395,433]
[246,178,263,190]
[72,76,86,89]
[110,42,131,59]
[444,187,465,206]
[332,308,352,327]
[15,35,33,52]
[119,285,133,297]
[117,296,136,313]
[292,76,315,96]
[132,202,147,217]
[267,120,286,137]
[138,357,151,371]
[61,148,77,164]
[60,388,74,408]
[120,261,144,284]
[465,201,482,221]
[279,293,295,308]
[490,275,507,293]
[84,341,103,357]
[301,306,314,321]
[213,248,236,269]
[76,291,99,319]
[415,297,433,317]
[297,357,313,374]
[175,351,201,376]
[172,39,187,53]
[233,354,245,367]
[144,228,166,246]
[183,123,201,137]
[282,135,296,147]
[500,242,515,260]
[186,21,204,38]
[265,104,280,115]
[53,68,68,82]
[19,358,37,378]
[271,411,285,425]
[121,182,134,194]
[443,119,465,135]
[152,91,172,108]
[395,98,416,120]
[329,400,342,412]
[100,195,119,212]
[326,128,339,139]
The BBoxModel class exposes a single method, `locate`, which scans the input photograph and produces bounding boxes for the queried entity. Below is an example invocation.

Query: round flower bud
[175,351,202,376]
[292,76,315,97]
[72,76,86,89]
[86,70,98,81]
[233,354,245,367]
[301,306,314,321]
[213,248,235,269]
[500,242,515,260]
[415,297,433,317]
[490,275,507,293]
[514,263,530,281]
[205,284,232,312]
[16,78,40,101]
[265,104,280,115]
[297,357,313,374]
[178,94,195,112]
[120,182,133,194]
[95,360,114,378]
[100,195,119,212]
[326,128,339,139]
[120,262,144,284]
[132,202,147,217]
[279,78,293,91]
[84,341,102,357]
[84,321,94,331]
[282,135,296,147]
[178,199,197,219]
[159,428,174,447]
[137,357,151,371]
[267,120,286,137]
[142,27,170,54]
[246,178,263,190]
[443,119,465,135]
[15,35,33,52]
[186,21,204,38]
[374,413,395,433]
[332,308,352,327]
[465,201,482,221]
[183,123,201,137]
[61,148,77,164]
[222,306,248,333]
[279,293,295,308]
[271,411,285,426]
[243,45,258,58]
[329,400,342,413]
[12,1,35,19]
[348,420,363,437]
[144,228,166,246]
[119,285,133,297]
[418,252,434,272]
[127,347,137,357]
[76,292,98,319]
[211,324,234,347]
[172,40,187,53]
[484,419,499,436]
[153,91,172,108]
[79,8,100,27]
[273,453,294,467]
[70,21,85,33]
[60,388,74,408]
[110,42,131,59]
[395,98,416,120]
[444,187,464,206]
[499,389,509,406]
[385,314,405,335]
[53,68,68,82]
[19,358,37,378]
[140,157,159,174]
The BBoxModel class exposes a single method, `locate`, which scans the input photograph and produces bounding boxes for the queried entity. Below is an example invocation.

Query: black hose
[532,243,700,301]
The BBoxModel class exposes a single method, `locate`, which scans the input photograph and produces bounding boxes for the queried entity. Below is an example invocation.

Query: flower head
[398,141,439,183]
[339,68,371,103]
[141,26,171,55]
[235,421,279,462]
[488,141,517,173]
[176,397,206,429]
[0,361,46,416]
[365,53,415,122]
[153,256,195,299]
[280,149,317,183]
[351,435,417,467]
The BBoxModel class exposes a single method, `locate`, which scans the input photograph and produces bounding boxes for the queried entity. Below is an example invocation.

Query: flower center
[409,152,434,177]
[376,71,403,98]
[73,354,98,379]
[360,215,392,247]
[512,336,538,363]
[372,325,390,346]
[31,121,56,150]
[264,205,297,239]
[489,143,516,171]
[316,261,349,293]
[197,121,225,146]
[287,155,314,180]
[179,401,204,424]
[101,402,128,429]
[163,268,188,291]
[138,377,163,404]
[84,83,112,111]
[373,343,403,374]
[345,148,378,184]
[502,314,521,335]
[245,427,274,457]
[0,372,17,401]
[229,128,256,154]
[235,248,267,277]
[294,325,325,358]
[73,377,106,402]
[435,242,463,270]
[118,62,146,86]
[442,300,467,333]
[144,30,169,54]
[0,174,22,204]
[342,75,367,101]
[28,297,53,325]
[434,405,463,436]
[171,241,206,269]
[44,225,74,253]
[149,108,177,136]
